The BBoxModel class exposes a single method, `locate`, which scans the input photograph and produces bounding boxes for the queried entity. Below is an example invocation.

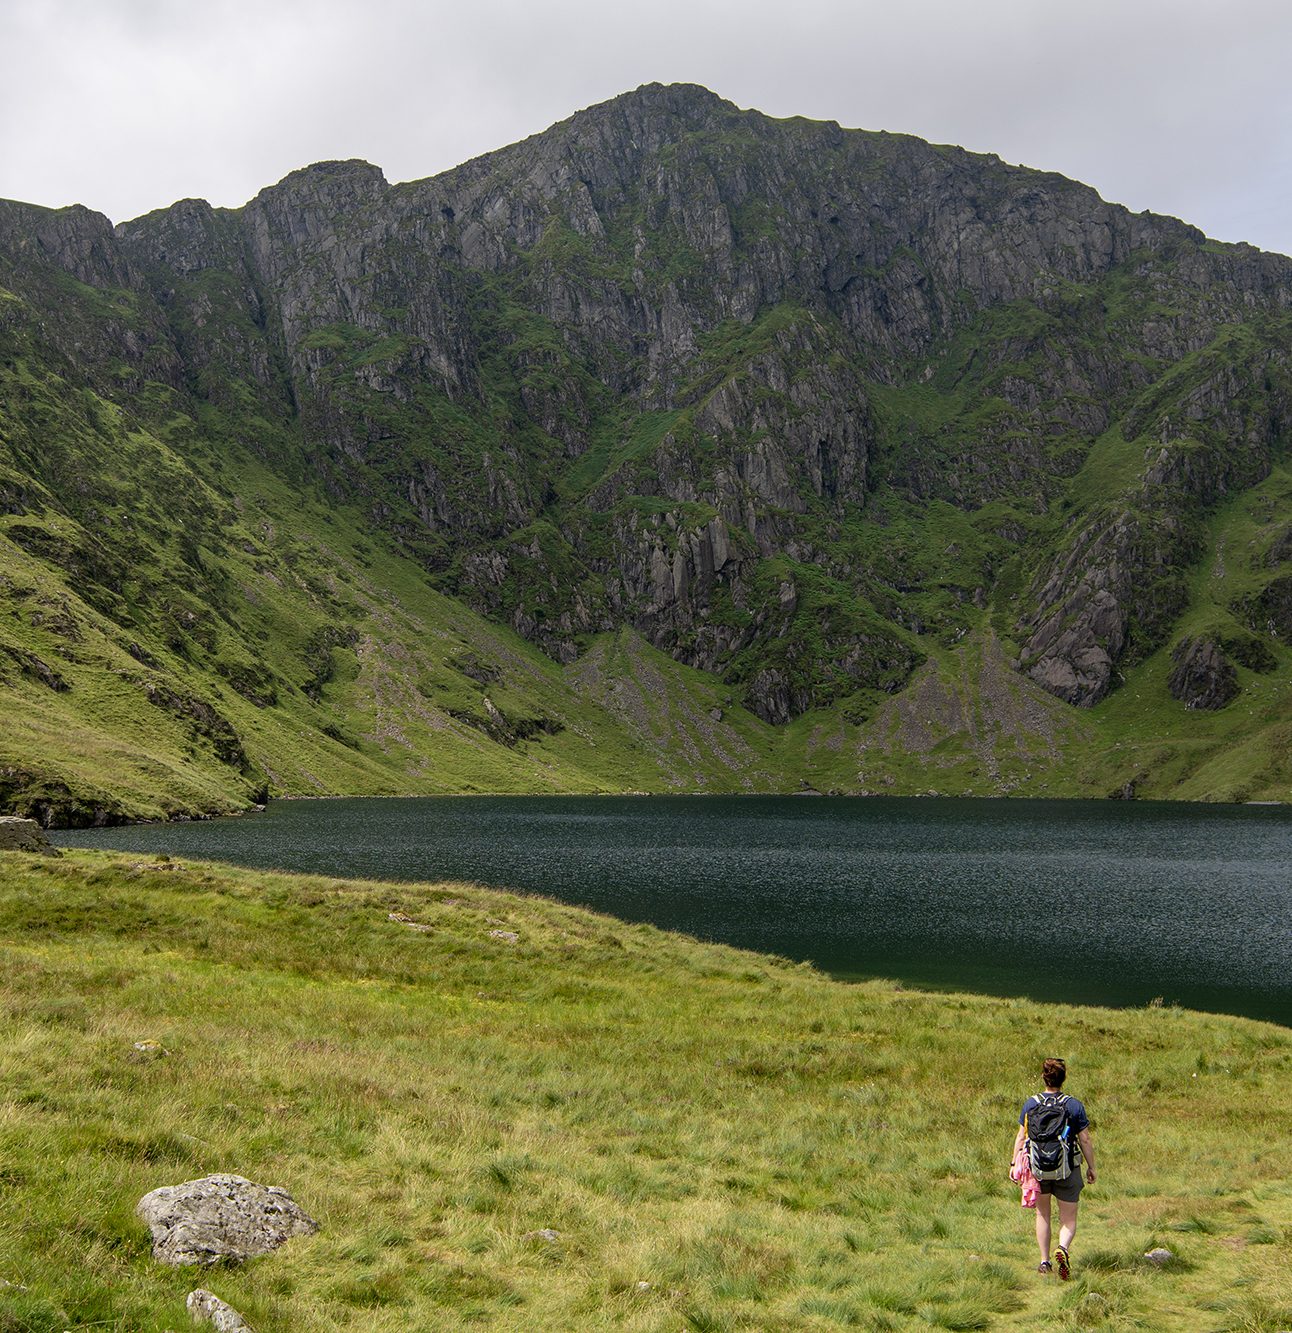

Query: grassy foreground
[0,851,1289,1332]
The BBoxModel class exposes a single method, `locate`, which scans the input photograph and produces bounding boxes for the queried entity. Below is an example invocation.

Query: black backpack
[1025,1093,1074,1181]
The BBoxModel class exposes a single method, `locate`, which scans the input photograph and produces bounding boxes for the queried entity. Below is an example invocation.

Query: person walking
[1012,1057,1096,1279]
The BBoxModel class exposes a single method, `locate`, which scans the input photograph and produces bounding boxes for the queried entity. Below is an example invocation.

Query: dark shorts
[1039,1170,1084,1203]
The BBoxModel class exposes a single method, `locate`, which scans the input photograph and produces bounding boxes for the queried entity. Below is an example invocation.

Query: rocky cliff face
[1168,637,1239,710]
[3,83,1291,732]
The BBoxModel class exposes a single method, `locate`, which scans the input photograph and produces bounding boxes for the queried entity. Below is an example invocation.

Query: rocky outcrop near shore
[0,816,61,855]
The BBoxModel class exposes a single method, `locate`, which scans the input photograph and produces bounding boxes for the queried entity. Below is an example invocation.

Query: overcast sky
[3,0,1290,255]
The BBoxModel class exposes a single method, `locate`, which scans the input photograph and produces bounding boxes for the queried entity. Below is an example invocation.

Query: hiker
[1011,1056,1096,1279]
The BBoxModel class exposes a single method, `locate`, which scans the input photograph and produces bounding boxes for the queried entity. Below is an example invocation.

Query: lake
[55,795,1292,1026]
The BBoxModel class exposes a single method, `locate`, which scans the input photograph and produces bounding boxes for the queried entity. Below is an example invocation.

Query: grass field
[1,850,1289,1331]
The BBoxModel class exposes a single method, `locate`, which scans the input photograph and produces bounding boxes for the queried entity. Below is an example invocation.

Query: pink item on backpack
[1010,1143,1040,1209]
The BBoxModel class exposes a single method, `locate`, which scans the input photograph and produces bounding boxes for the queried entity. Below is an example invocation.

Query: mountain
[1,83,1289,823]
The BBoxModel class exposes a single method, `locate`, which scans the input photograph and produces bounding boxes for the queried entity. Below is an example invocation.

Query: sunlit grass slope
[1,850,1289,1331]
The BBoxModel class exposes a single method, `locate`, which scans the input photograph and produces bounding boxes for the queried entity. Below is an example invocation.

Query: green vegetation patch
[0,850,1288,1330]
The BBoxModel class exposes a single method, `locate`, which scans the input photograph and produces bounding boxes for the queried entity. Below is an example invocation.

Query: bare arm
[1011,1123,1025,1164]
[1078,1128,1096,1181]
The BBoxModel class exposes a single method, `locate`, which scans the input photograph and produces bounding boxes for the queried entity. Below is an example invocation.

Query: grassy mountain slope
[3,402,1287,819]
[0,342,765,818]
[6,448,1286,821]
[0,408,796,820]
[1,849,1289,1331]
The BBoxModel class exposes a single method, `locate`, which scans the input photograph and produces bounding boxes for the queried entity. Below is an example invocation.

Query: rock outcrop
[1245,573,1292,640]
[1168,637,1239,710]
[0,816,61,855]
[136,1174,318,1266]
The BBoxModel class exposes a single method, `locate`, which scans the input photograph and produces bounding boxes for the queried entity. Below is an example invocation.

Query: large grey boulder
[137,1174,318,1266]
[186,1289,252,1330]
[0,816,60,855]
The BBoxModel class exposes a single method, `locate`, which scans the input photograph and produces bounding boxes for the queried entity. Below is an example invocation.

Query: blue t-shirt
[1020,1093,1089,1135]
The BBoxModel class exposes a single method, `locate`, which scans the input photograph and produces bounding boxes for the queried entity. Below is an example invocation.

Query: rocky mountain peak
[248,158,389,226]
[536,81,741,148]
[263,158,389,196]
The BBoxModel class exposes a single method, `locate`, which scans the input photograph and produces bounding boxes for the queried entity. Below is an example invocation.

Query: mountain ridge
[1,83,1289,820]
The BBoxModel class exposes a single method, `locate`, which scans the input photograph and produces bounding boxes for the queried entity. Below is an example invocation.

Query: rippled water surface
[56,796,1292,1025]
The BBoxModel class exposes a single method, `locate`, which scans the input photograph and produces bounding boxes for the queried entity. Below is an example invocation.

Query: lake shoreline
[55,792,1292,1027]
[39,783,1290,833]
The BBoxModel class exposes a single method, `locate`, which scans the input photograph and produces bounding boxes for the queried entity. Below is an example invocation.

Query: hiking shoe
[1037,1260,1052,1275]
[1055,1246,1070,1280]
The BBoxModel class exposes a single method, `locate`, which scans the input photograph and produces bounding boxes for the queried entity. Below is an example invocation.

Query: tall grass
[0,850,1288,1330]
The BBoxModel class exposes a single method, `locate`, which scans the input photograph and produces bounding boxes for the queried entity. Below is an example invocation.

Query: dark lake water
[55,796,1292,1026]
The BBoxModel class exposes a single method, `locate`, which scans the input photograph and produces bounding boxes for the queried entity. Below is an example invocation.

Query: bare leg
[1035,1195,1051,1263]
[1057,1198,1079,1252]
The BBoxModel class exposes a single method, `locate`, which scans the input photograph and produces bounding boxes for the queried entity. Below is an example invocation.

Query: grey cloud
[1,0,1289,256]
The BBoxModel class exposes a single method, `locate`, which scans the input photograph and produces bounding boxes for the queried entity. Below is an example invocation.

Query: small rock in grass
[130,856,185,873]
[635,1280,651,1291]
[186,1288,252,1330]
[522,1228,560,1243]
[134,1039,168,1056]
[388,911,432,932]
[137,1173,318,1266]
[489,930,519,942]
[1143,1246,1174,1265]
